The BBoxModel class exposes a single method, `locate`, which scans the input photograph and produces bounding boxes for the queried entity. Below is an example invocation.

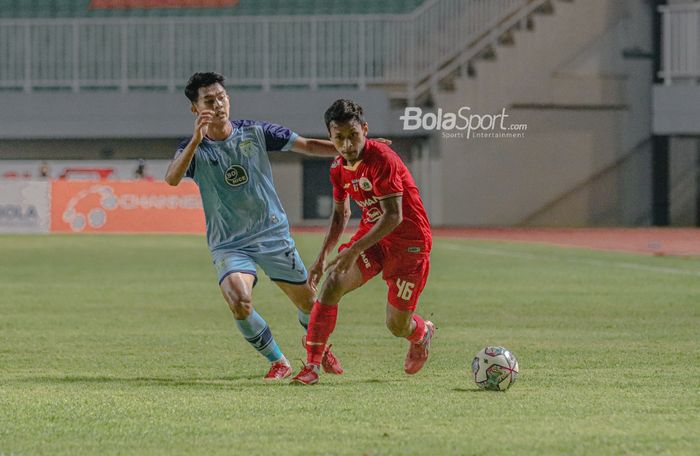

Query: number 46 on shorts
[396,278,415,301]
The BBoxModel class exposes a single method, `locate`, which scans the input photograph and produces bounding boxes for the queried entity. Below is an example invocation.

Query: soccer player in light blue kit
[165,72,344,380]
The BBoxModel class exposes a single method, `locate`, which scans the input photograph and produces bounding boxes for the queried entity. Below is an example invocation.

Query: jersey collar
[204,120,235,143]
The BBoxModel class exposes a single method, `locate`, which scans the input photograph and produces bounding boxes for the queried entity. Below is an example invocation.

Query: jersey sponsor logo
[224,165,249,187]
[365,207,382,223]
[360,251,372,269]
[359,177,372,191]
[356,196,378,208]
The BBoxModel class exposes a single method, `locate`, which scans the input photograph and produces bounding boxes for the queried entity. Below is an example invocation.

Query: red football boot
[302,336,344,375]
[263,361,292,381]
[404,321,435,375]
[290,363,320,385]
[321,344,344,375]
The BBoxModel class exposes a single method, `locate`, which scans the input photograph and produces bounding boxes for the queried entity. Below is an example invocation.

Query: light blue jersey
[175,120,307,284]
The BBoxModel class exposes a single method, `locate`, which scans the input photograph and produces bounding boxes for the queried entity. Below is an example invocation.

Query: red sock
[306,300,338,365]
[406,314,426,344]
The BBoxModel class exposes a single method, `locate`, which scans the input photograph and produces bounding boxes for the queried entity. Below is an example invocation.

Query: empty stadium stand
[0,0,427,18]
[0,0,696,226]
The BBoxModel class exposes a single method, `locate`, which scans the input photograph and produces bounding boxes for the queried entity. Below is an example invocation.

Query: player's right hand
[308,259,326,291]
[194,110,214,142]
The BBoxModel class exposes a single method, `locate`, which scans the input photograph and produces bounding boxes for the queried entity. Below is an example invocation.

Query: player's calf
[385,317,412,338]
[385,306,416,338]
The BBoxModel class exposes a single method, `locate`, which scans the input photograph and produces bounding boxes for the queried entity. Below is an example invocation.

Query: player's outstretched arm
[291,136,392,158]
[291,137,339,157]
[328,196,403,274]
[309,198,351,290]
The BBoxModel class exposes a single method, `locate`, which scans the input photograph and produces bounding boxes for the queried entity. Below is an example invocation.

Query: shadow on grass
[360,378,405,384]
[11,374,268,389]
[12,374,410,389]
[452,387,491,393]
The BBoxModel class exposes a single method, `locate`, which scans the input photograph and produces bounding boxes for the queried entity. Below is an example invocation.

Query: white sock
[273,356,290,366]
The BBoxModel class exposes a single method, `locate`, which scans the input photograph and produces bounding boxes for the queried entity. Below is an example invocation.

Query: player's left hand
[328,247,359,275]
[308,259,326,292]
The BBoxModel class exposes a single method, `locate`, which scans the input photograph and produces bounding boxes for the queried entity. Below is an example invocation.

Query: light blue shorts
[212,237,308,286]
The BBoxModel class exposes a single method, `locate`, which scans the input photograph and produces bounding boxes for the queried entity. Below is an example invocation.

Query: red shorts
[339,239,430,312]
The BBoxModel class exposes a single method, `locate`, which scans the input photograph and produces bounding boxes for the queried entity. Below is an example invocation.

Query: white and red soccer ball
[471,346,519,391]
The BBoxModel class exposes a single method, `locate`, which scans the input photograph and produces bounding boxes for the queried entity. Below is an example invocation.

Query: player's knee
[229,300,253,319]
[227,294,253,319]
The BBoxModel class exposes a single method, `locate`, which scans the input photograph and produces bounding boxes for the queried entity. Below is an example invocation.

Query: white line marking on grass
[611,262,700,277]
[438,243,700,277]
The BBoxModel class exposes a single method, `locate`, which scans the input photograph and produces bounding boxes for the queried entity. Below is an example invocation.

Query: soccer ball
[471,346,519,391]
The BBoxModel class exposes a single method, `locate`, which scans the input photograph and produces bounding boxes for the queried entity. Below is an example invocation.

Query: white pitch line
[437,243,700,278]
[611,262,700,277]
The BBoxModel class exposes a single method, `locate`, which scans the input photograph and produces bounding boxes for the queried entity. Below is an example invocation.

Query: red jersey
[330,139,432,250]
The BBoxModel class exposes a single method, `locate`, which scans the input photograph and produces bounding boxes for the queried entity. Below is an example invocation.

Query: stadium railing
[0,0,537,103]
[658,2,700,86]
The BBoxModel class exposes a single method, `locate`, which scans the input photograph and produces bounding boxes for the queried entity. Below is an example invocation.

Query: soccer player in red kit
[291,99,434,385]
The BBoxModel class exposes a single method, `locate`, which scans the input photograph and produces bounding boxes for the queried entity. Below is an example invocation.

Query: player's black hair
[184,72,226,103]
[324,99,366,131]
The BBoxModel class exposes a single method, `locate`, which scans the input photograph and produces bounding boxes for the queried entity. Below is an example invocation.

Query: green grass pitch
[1,233,699,455]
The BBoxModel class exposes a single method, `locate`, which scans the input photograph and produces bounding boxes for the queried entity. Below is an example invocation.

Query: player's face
[329,119,368,164]
[193,83,230,125]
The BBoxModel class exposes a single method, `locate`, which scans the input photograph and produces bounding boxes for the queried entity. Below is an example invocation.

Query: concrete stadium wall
[669,137,700,226]
[653,86,700,135]
[0,89,395,140]
[432,0,660,226]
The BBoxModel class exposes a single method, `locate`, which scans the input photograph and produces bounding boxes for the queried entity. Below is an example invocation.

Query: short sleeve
[258,121,298,152]
[370,156,403,199]
[174,137,196,178]
[330,162,347,203]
